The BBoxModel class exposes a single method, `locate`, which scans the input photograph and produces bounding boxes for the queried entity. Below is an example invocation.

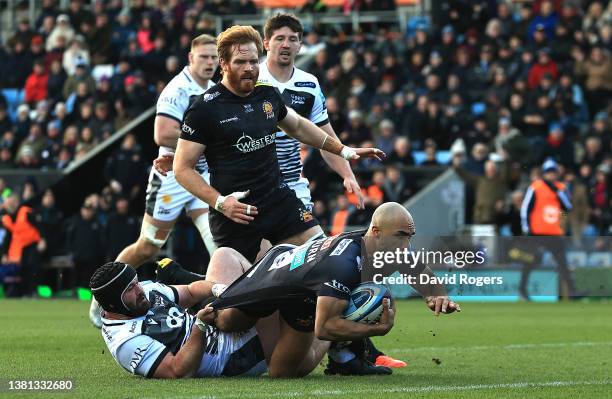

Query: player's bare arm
[174,138,258,224]
[318,122,365,209]
[154,115,182,149]
[152,309,210,379]
[314,296,394,341]
[277,108,386,161]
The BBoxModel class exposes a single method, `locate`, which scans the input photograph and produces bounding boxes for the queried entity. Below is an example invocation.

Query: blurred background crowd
[0,0,611,296]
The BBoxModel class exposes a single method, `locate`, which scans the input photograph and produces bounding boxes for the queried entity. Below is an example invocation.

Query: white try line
[385,340,612,354]
[164,380,612,399]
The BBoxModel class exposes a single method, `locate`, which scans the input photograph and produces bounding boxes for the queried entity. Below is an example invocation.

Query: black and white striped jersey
[258,64,329,184]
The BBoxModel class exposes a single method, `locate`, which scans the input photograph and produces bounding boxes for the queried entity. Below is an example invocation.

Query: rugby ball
[342,282,392,324]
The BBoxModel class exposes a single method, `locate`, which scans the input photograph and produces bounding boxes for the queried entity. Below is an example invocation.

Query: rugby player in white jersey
[260,14,364,214]
[89,34,219,328]
[90,254,329,378]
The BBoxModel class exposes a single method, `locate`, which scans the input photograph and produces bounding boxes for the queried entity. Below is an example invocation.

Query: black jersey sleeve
[272,88,288,122]
[317,242,361,300]
[179,98,210,145]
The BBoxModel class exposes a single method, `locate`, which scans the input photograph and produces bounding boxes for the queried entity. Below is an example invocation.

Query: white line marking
[385,340,612,354]
[163,380,612,399]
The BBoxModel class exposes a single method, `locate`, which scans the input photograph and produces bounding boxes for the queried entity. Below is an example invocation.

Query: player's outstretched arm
[318,122,365,209]
[314,296,394,341]
[407,266,461,315]
[278,108,385,162]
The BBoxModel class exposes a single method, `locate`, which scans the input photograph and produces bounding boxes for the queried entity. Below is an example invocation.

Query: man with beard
[89,34,219,328]
[174,25,383,264]
[91,257,330,378]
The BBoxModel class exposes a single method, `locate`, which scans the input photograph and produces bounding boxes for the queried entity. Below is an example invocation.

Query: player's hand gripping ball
[343,282,392,324]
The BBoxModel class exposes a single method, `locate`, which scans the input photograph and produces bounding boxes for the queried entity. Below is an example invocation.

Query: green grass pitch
[1,299,611,398]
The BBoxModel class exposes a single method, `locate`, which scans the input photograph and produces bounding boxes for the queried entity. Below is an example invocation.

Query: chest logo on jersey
[233,133,276,154]
[295,81,316,88]
[291,94,306,105]
[220,116,239,124]
[203,91,220,102]
[243,104,254,113]
[262,101,274,119]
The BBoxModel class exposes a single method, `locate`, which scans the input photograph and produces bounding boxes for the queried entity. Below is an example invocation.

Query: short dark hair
[264,13,303,40]
[90,262,127,290]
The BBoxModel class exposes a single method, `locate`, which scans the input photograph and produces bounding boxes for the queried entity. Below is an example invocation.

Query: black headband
[92,264,138,315]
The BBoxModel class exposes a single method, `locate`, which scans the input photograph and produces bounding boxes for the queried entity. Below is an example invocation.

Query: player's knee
[136,237,161,259]
[141,220,170,248]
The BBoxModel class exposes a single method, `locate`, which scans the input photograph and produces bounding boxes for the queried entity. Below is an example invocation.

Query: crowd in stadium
[1,0,611,296]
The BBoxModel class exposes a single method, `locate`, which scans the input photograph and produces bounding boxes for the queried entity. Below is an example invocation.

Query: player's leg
[267,317,315,378]
[115,214,175,266]
[295,338,331,377]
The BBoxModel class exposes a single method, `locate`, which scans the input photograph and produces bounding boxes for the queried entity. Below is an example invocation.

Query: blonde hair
[217,25,263,63]
[191,34,216,50]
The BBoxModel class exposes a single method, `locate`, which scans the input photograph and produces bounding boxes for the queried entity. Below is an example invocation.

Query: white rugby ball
[342,282,392,324]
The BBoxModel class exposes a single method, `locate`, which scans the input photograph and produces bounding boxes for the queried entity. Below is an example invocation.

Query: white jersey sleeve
[309,77,329,126]
[115,334,169,378]
[156,85,190,123]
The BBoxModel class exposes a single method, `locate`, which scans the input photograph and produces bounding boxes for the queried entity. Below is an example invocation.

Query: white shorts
[145,169,210,221]
[286,177,313,211]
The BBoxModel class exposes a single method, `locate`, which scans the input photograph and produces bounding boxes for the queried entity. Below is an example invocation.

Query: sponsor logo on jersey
[203,91,220,102]
[129,321,138,333]
[295,81,316,88]
[157,208,171,215]
[290,94,305,105]
[330,239,353,256]
[130,346,147,371]
[159,96,178,106]
[320,236,336,251]
[324,279,350,294]
[102,326,113,342]
[220,116,239,124]
[181,123,195,135]
[262,101,274,119]
[243,104,254,113]
[300,208,313,222]
[232,133,275,154]
[290,248,308,270]
[146,318,158,325]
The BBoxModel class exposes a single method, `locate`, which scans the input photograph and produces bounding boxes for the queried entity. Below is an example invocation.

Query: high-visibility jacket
[1,206,41,262]
[520,179,572,236]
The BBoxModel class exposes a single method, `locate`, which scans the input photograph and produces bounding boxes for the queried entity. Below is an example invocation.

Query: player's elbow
[314,322,334,341]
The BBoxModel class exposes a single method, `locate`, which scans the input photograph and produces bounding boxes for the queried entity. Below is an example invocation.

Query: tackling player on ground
[91,255,330,378]
[89,34,219,328]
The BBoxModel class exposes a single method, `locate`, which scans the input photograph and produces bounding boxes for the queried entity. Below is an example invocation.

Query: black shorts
[209,185,319,262]
[230,296,317,333]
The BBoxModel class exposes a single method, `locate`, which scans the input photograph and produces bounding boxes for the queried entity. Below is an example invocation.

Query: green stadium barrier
[37,285,53,298]
[0,285,4,298]
[77,287,92,301]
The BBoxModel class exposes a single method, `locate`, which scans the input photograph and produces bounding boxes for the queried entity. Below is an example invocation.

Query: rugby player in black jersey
[198,203,461,377]
[173,25,384,263]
